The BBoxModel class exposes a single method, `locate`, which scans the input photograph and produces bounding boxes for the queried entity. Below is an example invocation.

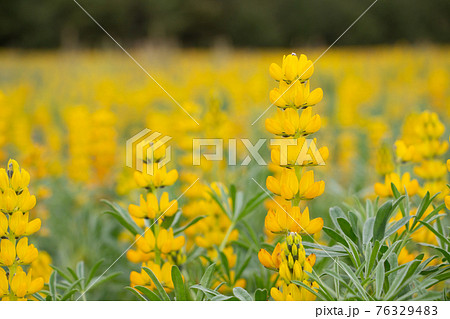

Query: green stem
[219,222,235,252]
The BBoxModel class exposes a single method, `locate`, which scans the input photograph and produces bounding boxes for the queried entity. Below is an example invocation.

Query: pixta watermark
[126,129,325,174]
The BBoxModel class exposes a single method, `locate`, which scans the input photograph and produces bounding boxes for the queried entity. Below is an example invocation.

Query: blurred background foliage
[1,0,449,48]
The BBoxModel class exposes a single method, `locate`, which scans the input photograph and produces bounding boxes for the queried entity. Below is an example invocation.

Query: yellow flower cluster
[64,105,118,185]
[259,233,318,300]
[375,111,449,263]
[0,160,43,300]
[182,181,245,293]
[260,53,327,300]
[128,152,184,292]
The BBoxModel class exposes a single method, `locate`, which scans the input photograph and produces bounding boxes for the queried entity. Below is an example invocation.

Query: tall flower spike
[262,53,324,301]
[0,159,44,300]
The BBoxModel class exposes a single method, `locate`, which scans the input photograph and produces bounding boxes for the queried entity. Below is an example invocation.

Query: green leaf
[363,217,375,245]
[384,215,412,240]
[367,240,380,276]
[375,262,385,299]
[218,250,230,279]
[337,218,358,243]
[418,221,450,247]
[142,267,170,301]
[171,265,187,301]
[86,259,103,287]
[233,287,253,301]
[329,206,349,230]
[254,288,268,301]
[125,287,147,301]
[103,199,142,235]
[50,265,73,283]
[373,200,393,242]
[323,226,348,247]
[49,271,57,301]
[195,263,216,301]
[61,289,78,301]
[173,215,206,236]
[236,191,267,222]
[190,284,221,299]
[134,285,162,301]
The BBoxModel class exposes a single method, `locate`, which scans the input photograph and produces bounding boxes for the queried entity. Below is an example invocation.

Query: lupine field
[0,46,449,301]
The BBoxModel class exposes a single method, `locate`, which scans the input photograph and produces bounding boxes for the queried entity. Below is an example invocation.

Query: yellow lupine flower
[0,188,36,214]
[136,227,184,255]
[374,172,420,197]
[269,53,314,83]
[298,170,325,200]
[0,239,15,266]
[128,192,178,220]
[265,107,321,138]
[157,228,185,254]
[265,108,300,137]
[270,81,323,109]
[8,159,31,192]
[266,168,298,200]
[264,205,322,235]
[16,237,39,265]
[9,267,43,299]
[134,164,178,189]
[271,138,329,167]
[130,261,174,292]
[258,243,282,270]
[0,213,7,236]
[271,281,319,301]
[0,268,8,298]
[8,211,41,237]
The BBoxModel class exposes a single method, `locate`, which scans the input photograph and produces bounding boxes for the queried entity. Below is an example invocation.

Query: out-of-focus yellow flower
[128,192,178,220]
[30,251,53,283]
[398,247,415,265]
[395,140,416,163]
[414,160,447,180]
[374,172,419,197]
[376,144,395,175]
